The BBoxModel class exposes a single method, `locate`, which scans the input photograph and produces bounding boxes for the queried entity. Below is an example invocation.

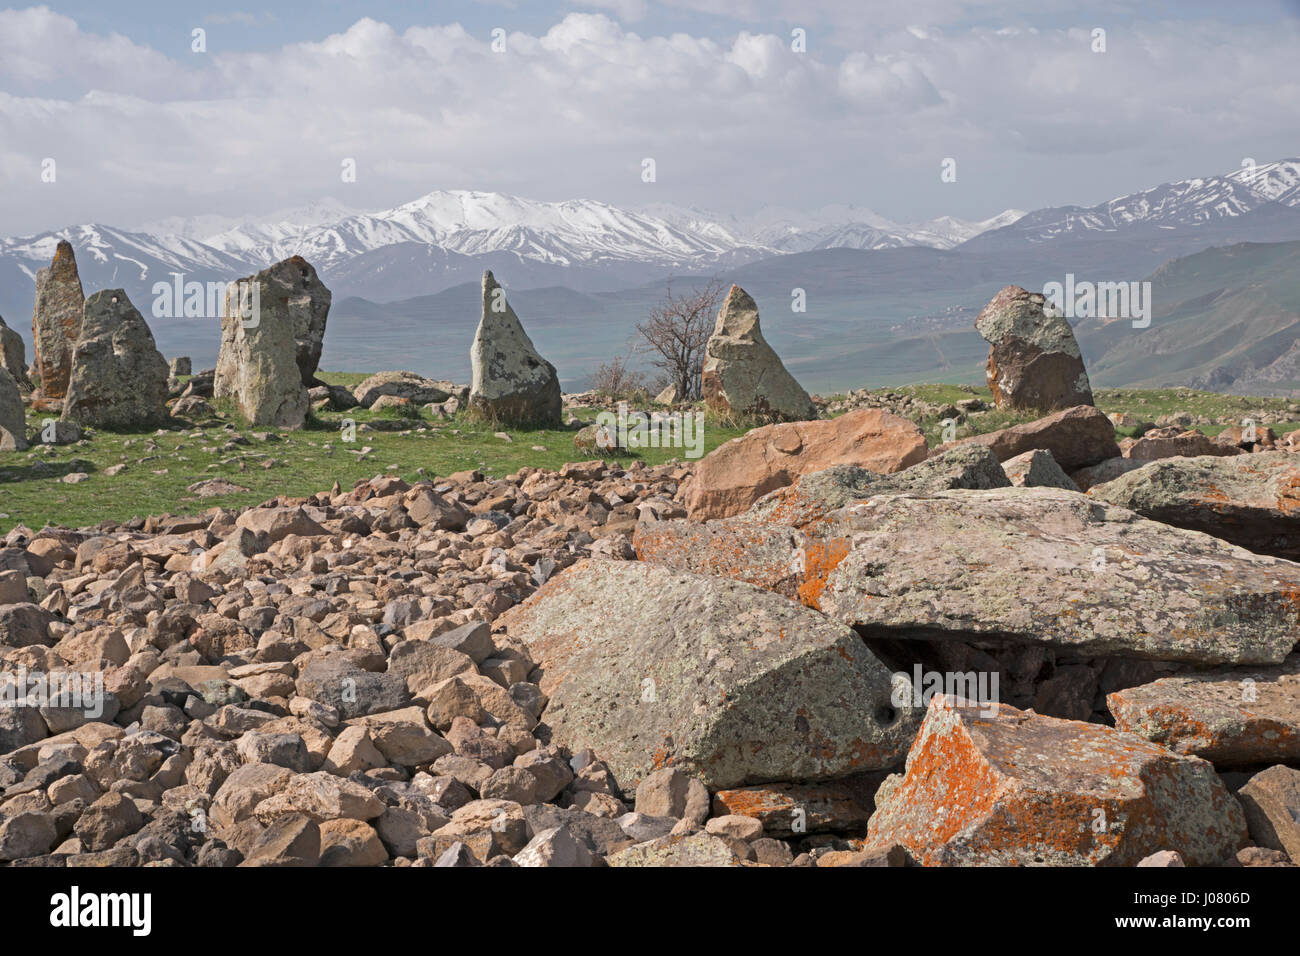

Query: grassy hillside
[5,377,1298,533]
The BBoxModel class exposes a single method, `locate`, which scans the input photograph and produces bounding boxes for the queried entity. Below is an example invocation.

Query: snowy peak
[981,159,1300,244]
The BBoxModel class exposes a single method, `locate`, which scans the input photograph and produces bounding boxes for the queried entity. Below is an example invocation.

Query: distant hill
[1077,241,1300,395]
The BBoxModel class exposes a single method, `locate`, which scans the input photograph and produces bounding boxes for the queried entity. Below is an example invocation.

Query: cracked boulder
[497,558,920,792]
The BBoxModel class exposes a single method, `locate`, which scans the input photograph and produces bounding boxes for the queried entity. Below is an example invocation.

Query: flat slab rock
[1088,451,1300,561]
[935,404,1119,470]
[1108,655,1300,765]
[865,695,1248,866]
[637,486,1300,665]
[497,558,920,792]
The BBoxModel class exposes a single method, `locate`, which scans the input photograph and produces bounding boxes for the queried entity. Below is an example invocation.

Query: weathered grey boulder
[61,290,170,430]
[0,367,27,450]
[498,559,921,791]
[30,239,85,402]
[639,487,1300,665]
[701,284,817,423]
[0,315,32,392]
[1108,655,1300,765]
[214,261,311,429]
[1000,449,1079,490]
[353,371,454,409]
[468,271,561,426]
[1089,452,1300,561]
[865,695,1247,866]
[976,284,1093,411]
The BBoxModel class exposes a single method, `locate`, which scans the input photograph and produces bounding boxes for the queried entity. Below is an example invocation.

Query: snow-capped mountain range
[1,159,1298,324]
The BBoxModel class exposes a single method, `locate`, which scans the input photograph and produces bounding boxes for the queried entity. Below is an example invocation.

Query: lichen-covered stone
[0,314,32,392]
[1107,655,1300,764]
[976,285,1093,412]
[1088,451,1300,561]
[701,284,817,424]
[745,445,1008,529]
[468,271,561,426]
[0,367,27,450]
[62,290,170,430]
[498,559,920,792]
[865,695,1248,866]
[213,258,314,429]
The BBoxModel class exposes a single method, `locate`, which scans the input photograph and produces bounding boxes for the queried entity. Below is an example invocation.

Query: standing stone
[0,367,28,450]
[701,285,817,423]
[0,315,32,392]
[30,239,85,403]
[976,285,1093,412]
[214,263,311,429]
[267,256,332,387]
[170,356,192,378]
[469,272,561,426]
[61,290,170,430]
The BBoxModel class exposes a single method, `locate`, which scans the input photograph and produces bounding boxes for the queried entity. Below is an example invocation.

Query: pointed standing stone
[468,271,561,426]
[214,260,313,429]
[62,290,170,429]
[30,239,85,404]
[975,284,1093,411]
[701,285,817,423]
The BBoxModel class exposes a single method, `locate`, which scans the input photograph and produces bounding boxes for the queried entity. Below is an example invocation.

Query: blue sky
[1,1,1297,235]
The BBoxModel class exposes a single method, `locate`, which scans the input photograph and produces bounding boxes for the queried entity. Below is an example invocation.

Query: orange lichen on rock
[797,537,851,610]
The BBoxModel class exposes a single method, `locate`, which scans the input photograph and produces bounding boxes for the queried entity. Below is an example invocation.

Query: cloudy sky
[1,0,1297,236]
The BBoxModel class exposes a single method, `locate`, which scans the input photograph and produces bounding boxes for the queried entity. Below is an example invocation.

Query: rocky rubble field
[2,249,1300,869]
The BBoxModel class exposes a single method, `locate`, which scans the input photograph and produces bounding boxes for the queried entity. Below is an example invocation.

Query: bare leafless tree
[635,277,726,401]
[589,354,646,399]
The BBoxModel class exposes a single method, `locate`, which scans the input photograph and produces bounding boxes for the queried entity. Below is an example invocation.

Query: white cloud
[0,5,1296,234]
